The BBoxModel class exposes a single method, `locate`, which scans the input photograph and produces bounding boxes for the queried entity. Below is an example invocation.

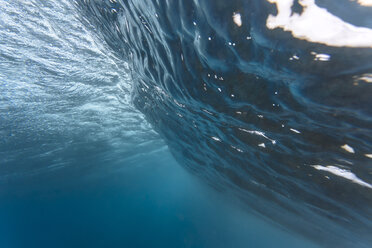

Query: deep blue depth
[1,0,372,247]
[0,150,318,248]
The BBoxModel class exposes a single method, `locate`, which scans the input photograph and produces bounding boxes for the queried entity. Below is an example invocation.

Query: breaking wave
[75,0,372,247]
[1,0,372,247]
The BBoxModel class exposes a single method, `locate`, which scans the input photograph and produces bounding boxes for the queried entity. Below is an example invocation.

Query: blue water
[0,148,318,248]
[1,0,372,247]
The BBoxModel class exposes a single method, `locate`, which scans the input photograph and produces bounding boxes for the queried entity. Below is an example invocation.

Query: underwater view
[1,0,372,247]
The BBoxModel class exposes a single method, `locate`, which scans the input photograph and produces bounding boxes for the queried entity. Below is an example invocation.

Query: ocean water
[1,0,371,247]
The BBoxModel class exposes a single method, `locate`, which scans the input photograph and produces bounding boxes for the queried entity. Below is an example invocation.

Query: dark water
[1,0,372,247]
[0,149,318,248]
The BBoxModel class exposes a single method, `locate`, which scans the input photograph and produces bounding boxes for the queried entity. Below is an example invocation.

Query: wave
[0,0,162,180]
[75,0,372,246]
[1,0,371,247]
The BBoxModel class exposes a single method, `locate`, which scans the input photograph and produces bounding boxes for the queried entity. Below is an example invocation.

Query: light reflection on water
[1,0,372,247]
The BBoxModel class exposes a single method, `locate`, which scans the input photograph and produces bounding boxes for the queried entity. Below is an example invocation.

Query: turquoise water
[1,0,372,247]
[1,148,318,248]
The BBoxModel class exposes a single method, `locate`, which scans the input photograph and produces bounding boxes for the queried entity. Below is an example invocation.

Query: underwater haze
[1,0,372,247]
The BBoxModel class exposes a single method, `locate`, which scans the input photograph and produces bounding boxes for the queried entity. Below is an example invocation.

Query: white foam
[311,165,372,189]
[354,0,372,7]
[365,154,372,159]
[290,128,301,134]
[358,74,372,83]
[341,144,355,154]
[266,0,372,47]
[233,12,242,27]
[238,128,277,144]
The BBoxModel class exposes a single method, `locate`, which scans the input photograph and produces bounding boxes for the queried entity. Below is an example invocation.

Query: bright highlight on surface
[233,12,242,27]
[312,165,372,189]
[354,0,372,6]
[341,144,355,154]
[266,0,372,47]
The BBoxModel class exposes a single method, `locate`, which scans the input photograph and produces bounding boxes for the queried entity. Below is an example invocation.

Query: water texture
[0,0,161,180]
[1,0,372,247]
[0,1,316,248]
[75,0,372,247]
